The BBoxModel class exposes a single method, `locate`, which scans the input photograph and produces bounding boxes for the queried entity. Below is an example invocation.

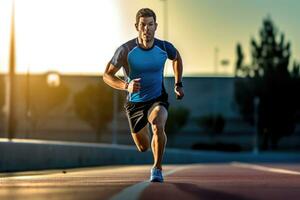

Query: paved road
[1,163,300,200]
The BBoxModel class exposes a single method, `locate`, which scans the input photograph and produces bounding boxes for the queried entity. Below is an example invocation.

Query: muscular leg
[148,105,168,170]
[131,125,150,152]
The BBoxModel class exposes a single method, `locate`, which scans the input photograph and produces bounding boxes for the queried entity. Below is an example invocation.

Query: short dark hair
[136,8,156,24]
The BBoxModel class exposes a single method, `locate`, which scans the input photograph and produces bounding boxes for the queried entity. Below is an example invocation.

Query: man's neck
[138,37,154,49]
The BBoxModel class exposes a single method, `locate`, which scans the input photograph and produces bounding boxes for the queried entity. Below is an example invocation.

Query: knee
[137,144,149,152]
[152,123,165,135]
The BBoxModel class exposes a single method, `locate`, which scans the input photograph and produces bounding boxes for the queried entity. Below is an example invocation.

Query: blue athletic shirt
[110,38,177,102]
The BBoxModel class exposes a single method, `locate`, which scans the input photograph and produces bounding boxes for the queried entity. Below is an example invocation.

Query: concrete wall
[0,75,299,149]
[0,75,242,137]
[2,138,300,172]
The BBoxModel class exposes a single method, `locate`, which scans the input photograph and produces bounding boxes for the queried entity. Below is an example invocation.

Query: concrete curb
[1,138,300,172]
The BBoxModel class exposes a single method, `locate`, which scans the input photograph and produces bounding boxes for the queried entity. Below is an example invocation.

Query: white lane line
[109,182,150,200]
[231,162,300,175]
[109,165,191,200]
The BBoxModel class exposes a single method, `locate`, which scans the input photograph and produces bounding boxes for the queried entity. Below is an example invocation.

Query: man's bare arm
[172,50,183,84]
[103,62,128,91]
[172,50,184,99]
[103,62,141,93]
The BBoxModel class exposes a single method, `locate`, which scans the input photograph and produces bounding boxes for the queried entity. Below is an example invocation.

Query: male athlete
[103,8,184,182]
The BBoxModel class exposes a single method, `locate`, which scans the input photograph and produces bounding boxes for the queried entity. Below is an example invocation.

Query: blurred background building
[0,0,300,152]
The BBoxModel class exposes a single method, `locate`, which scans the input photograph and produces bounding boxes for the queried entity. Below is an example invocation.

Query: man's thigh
[148,105,168,126]
[131,125,150,151]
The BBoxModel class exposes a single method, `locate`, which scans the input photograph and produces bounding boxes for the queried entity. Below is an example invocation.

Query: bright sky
[0,0,299,76]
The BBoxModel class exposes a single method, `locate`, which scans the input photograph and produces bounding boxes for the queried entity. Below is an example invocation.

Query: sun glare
[0,0,122,75]
[0,0,11,73]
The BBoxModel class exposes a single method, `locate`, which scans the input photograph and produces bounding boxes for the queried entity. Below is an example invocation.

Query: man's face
[136,17,157,42]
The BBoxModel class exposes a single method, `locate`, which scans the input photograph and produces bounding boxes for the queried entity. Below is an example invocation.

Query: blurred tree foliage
[234,17,300,150]
[73,81,123,139]
[196,114,226,136]
[0,77,4,113]
[165,106,190,143]
[29,75,70,132]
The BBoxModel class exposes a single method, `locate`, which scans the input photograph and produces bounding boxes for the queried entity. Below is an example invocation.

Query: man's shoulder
[154,38,174,46]
[154,38,177,60]
[154,38,176,53]
[120,38,138,50]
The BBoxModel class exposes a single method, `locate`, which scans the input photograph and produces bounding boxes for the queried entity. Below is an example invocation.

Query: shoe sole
[150,177,164,182]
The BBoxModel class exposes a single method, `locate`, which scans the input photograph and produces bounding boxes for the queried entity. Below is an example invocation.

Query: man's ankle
[152,166,162,170]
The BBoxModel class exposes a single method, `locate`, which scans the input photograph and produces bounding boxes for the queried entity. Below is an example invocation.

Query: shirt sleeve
[164,41,177,60]
[110,45,127,68]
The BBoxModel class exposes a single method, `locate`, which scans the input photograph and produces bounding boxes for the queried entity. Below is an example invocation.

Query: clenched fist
[174,86,184,100]
[127,78,141,93]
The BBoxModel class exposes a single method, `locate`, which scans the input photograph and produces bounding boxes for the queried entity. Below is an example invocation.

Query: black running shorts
[124,93,169,133]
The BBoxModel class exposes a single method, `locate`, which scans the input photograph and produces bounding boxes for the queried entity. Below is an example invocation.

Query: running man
[103,8,184,182]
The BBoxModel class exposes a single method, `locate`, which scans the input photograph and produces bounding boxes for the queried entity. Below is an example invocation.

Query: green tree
[73,81,123,140]
[196,114,226,136]
[234,17,300,150]
[0,77,4,112]
[165,106,190,146]
[0,77,5,130]
[29,75,70,132]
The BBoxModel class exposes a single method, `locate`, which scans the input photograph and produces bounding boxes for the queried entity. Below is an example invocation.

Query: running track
[1,163,300,200]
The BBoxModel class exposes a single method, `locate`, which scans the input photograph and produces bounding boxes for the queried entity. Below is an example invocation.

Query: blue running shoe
[150,168,164,182]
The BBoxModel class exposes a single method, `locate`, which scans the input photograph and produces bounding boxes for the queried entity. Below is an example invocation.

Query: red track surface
[1,163,300,200]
